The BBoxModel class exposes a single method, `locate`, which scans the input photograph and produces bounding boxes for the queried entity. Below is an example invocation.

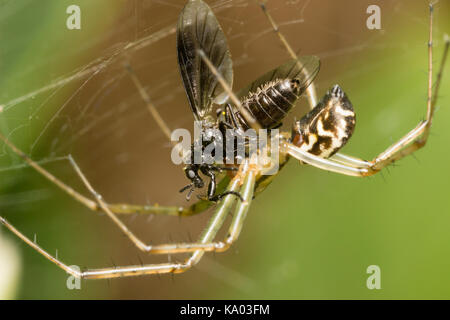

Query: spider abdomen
[292,85,356,158]
[238,78,303,129]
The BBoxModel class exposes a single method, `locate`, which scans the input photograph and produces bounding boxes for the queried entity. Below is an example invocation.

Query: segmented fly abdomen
[238,78,303,129]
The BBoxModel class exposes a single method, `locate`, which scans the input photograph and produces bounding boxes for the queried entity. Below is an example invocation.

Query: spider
[0,0,448,280]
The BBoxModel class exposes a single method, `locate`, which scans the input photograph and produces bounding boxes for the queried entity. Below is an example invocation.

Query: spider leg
[0,214,199,279]
[197,49,261,131]
[287,5,449,177]
[0,139,189,253]
[285,143,368,176]
[260,0,364,165]
[287,117,438,176]
[0,132,212,217]
[56,153,216,253]
[330,153,372,169]
[0,161,255,278]
[132,162,255,255]
[125,63,173,143]
[125,63,185,158]
[0,134,97,211]
[259,0,318,108]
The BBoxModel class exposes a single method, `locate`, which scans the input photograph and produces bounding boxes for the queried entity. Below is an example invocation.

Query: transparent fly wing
[237,55,320,99]
[177,0,233,121]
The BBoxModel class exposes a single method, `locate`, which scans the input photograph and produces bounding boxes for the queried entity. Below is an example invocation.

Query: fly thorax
[291,84,356,158]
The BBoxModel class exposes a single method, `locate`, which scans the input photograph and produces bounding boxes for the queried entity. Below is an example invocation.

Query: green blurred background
[0,0,449,299]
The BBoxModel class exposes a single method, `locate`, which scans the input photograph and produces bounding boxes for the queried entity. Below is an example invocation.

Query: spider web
[0,0,448,298]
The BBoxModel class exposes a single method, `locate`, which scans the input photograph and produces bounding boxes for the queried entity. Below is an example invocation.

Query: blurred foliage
[0,230,21,299]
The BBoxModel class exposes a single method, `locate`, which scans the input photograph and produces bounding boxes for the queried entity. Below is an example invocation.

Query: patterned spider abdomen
[291,85,356,158]
[237,78,305,129]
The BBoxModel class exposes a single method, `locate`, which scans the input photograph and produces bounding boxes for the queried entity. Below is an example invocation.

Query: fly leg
[199,165,244,202]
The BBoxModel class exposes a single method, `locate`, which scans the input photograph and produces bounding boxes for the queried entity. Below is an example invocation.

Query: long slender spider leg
[86,165,253,278]
[287,5,449,177]
[65,154,182,253]
[340,5,450,172]
[260,0,374,165]
[330,153,371,168]
[112,172,233,215]
[0,163,251,279]
[259,0,318,108]
[0,132,211,217]
[0,132,98,211]
[138,163,256,255]
[197,49,261,131]
[285,143,369,176]
[0,214,198,279]
[64,156,246,255]
[107,200,212,217]
[77,161,248,256]
[125,63,186,159]
[0,216,81,278]
[124,63,173,144]
[287,118,433,177]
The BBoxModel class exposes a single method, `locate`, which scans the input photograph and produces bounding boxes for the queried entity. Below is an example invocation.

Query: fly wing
[177,0,233,121]
[237,55,320,99]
